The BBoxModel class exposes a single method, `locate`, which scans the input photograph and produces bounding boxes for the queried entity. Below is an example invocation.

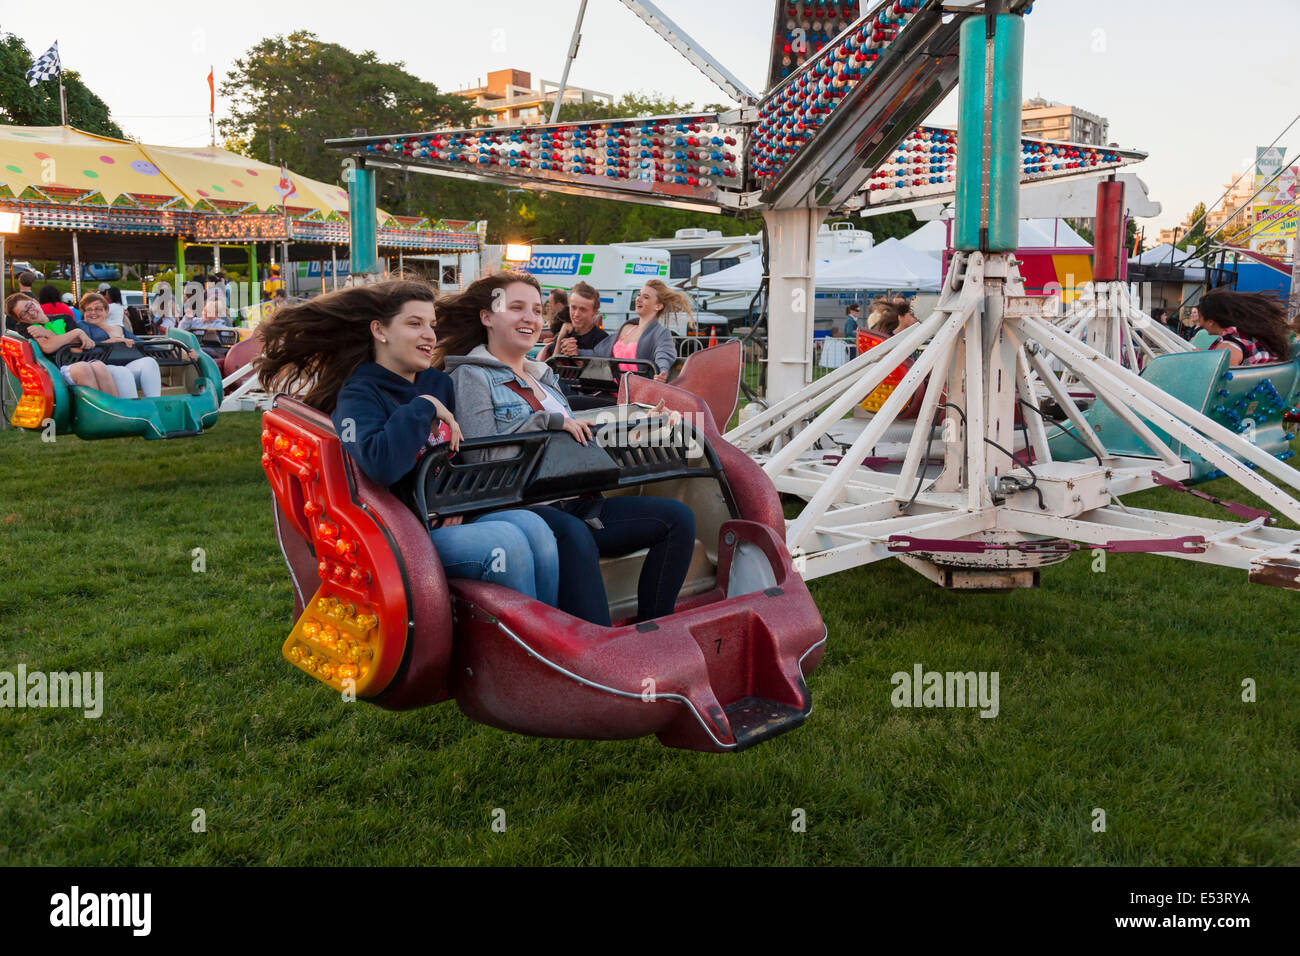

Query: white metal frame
[727,238,1300,586]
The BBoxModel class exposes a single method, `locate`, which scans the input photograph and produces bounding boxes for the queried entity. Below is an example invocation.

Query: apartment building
[1021,97,1110,146]
[455,68,613,128]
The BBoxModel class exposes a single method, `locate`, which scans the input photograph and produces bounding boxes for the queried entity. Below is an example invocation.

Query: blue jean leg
[428,520,537,600]
[533,496,696,626]
[470,509,559,607]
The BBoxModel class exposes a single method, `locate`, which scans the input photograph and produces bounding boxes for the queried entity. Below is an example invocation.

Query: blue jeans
[533,496,696,626]
[429,509,559,606]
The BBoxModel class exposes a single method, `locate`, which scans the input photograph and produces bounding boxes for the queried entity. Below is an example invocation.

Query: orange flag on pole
[207,68,215,114]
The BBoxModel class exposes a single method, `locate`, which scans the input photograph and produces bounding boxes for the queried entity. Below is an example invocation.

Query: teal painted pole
[348,165,380,276]
[953,13,1025,252]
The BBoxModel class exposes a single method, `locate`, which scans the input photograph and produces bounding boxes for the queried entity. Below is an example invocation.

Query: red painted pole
[1093,179,1126,282]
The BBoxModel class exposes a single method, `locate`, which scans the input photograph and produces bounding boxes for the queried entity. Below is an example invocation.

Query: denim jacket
[445,345,572,460]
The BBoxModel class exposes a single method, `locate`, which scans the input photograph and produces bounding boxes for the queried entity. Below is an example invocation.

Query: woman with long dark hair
[257,278,559,604]
[1196,290,1294,366]
[439,271,696,627]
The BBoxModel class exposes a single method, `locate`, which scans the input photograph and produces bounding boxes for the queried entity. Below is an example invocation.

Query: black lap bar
[412,419,735,526]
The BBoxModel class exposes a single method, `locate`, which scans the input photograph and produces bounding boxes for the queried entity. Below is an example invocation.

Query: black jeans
[533,496,696,627]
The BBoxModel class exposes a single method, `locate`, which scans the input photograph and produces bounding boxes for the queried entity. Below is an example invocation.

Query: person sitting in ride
[256,278,560,605]
[1195,290,1294,367]
[577,279,685,383]
[440,271,696,627]
[4,292,121,396]
[78,293,164,399]
[547,281,609,361]
[866,299,900,336]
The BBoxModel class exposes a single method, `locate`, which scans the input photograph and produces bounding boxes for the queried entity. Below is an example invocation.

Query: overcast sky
[6,0,1298,230]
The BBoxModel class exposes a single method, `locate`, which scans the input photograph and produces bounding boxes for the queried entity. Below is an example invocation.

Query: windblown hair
[569,281,600,308]
[641,278,694,323]
[867,301,900,335]
[256,278,437,413]
[1197,290,1293,362]
[433,270,542,363]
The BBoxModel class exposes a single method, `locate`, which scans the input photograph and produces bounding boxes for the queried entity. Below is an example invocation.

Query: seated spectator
[79,292,163,398]
[4,292,120,395]
[1196,290,1293,367]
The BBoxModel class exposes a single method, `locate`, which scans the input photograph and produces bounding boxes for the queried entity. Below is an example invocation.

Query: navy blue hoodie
[331,362,456,501]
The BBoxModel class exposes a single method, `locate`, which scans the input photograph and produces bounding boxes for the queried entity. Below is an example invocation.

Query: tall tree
[1176,201,1208,251]
[218,30,479,210]
[0,33,123,136]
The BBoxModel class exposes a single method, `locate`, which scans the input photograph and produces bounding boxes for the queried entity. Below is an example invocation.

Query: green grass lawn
[1,412,1297,865]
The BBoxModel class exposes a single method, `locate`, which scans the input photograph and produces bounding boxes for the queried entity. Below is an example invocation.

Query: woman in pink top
[582,280,691,382]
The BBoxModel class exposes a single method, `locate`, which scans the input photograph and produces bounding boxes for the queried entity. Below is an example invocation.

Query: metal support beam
[761,207,825,405]
[617,0,758,105]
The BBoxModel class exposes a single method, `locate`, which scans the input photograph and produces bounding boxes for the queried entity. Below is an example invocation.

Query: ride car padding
[261,387,827,752]
[262,398,454,709]
[1047,348,1300,480]
[621,372,786,537]
[664,340,742,432]
[221,332,262,392]
[2,328,222,439]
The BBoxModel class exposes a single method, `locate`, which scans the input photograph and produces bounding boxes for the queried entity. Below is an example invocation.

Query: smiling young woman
[439,272,696,627]
[256,278,560,605]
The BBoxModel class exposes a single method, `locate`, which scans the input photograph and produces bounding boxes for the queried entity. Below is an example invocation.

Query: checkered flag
[26,41,61,87]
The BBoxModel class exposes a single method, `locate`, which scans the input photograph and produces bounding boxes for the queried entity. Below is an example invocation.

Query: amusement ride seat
[261,349,826,752]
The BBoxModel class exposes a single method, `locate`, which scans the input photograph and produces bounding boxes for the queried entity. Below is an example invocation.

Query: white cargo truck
[513,244,702,335]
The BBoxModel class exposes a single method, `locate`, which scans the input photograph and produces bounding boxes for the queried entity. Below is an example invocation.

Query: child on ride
[256,278,559,605]
[438,271,696,627]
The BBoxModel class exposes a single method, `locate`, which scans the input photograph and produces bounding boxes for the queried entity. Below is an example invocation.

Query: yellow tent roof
[0,125,355,216]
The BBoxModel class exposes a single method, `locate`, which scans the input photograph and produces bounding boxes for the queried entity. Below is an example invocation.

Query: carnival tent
[0,125,355,216]
[0,125,483,264]
[1129,242,1208,281]
[896,217,1090,255]
[817,237,943,291]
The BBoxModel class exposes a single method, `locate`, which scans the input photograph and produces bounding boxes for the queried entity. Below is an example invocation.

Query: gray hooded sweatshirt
[445,345,570,459]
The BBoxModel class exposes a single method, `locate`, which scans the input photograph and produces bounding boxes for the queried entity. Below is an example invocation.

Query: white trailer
[513,244,700,335]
